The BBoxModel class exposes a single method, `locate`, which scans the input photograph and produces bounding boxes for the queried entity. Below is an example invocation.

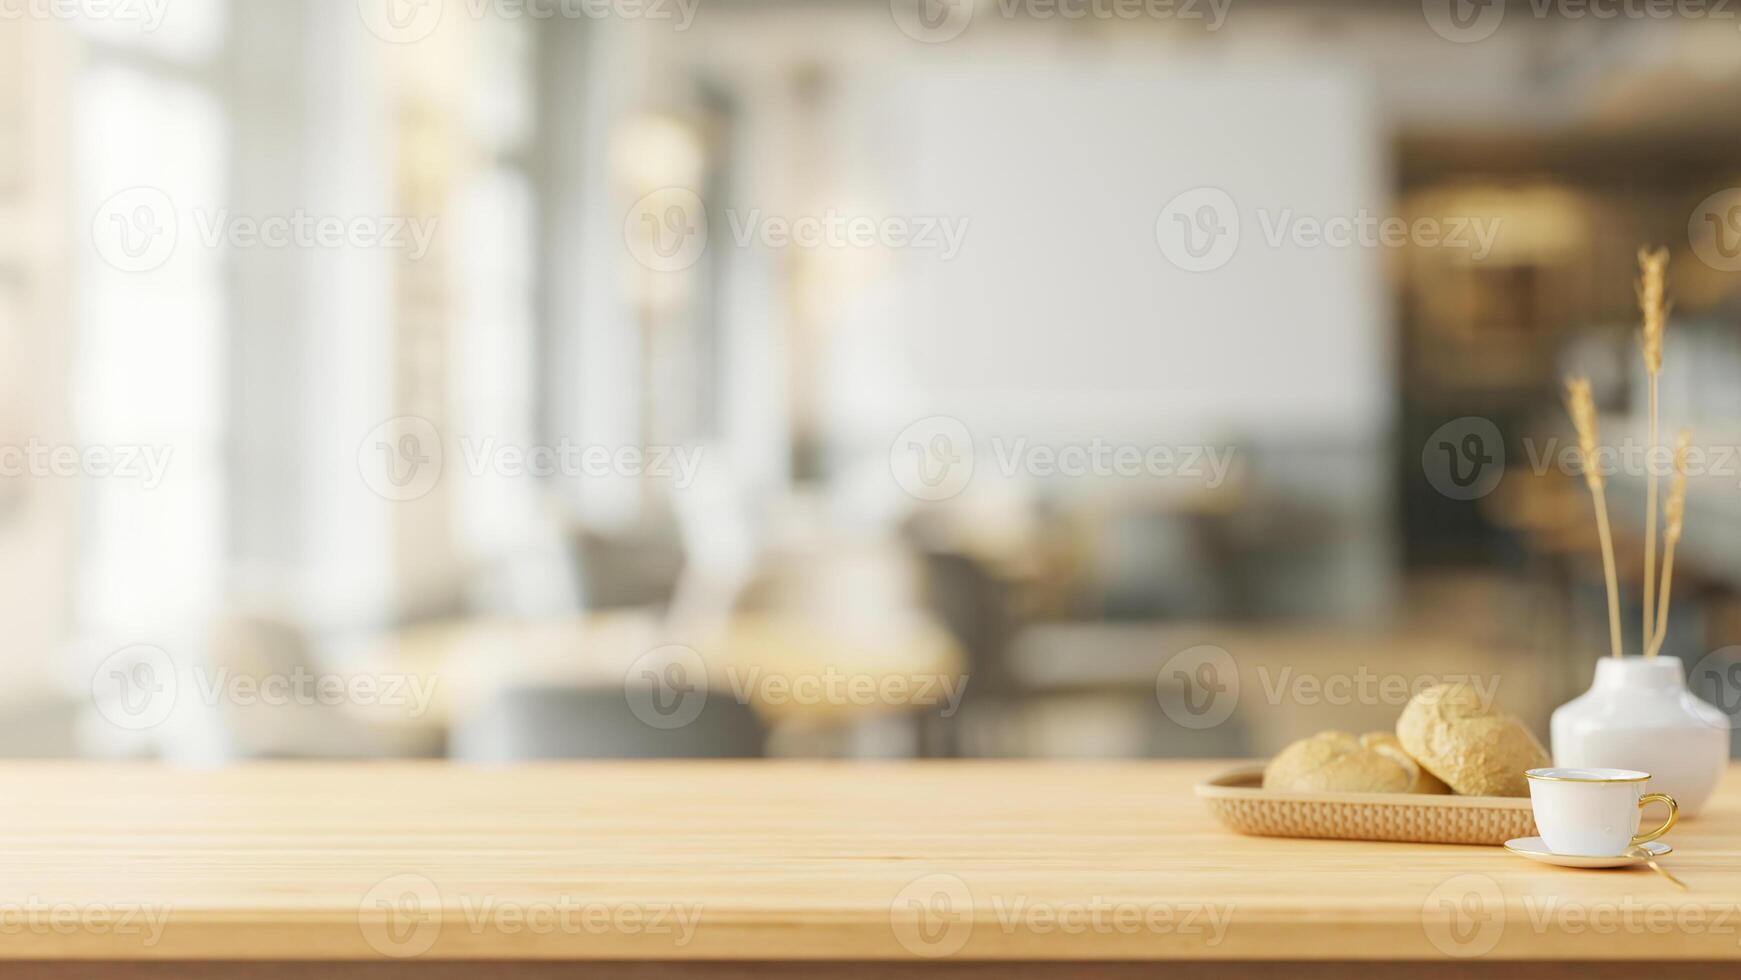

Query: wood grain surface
[2,761,1739,961]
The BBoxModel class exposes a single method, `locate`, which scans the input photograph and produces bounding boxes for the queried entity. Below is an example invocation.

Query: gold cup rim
[1525,767,1651,784]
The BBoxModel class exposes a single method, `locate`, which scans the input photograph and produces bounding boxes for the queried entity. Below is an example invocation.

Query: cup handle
[1632,793,1679,846]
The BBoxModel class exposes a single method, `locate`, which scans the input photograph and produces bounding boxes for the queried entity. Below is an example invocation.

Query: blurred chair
[205,611,403,759]
[666,460,759,639]
[0,696,79,757]
[450,685,765,762]
[990,622,1253,759]
[569,526,686,611]
[952,689,1251,760]
[1079,508,1236,620]
[906,548,1013,757]
[917,549,1018,693]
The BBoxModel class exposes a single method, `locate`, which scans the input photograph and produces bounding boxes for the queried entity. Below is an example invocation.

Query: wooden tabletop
[5,760,1741,963]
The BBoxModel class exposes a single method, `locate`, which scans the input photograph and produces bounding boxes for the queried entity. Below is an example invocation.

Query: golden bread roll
[1360,731,1451,794]
[1396,682,1547,797]
[1263,730,1414,793]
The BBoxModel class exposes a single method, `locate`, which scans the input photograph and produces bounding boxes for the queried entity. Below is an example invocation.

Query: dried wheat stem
[1648,430,1691,658]
[1637,247,1669,654]
[1567,376,1624,659]
[1643,373,1658,647]
[1590,487,1624,660]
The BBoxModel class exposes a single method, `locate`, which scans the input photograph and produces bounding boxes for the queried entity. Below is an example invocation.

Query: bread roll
[1360,731,1451,795]
[1263,731,1415,793]
[1396,682,1547,797]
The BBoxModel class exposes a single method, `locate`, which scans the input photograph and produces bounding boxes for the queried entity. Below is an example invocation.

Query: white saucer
[1503,836,1672,868]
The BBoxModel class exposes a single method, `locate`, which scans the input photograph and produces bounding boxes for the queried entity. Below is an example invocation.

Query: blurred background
[5,0,1741,763]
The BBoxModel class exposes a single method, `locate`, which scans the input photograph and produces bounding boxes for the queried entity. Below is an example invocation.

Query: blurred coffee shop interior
[3,0,1741,762]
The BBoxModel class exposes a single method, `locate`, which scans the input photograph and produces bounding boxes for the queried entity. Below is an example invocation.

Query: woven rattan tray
[1197,764,1537,845]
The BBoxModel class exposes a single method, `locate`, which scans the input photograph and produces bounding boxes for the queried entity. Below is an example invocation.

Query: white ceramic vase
[1551,656,1730,817]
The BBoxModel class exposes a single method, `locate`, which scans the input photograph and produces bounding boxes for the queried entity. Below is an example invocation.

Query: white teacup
[1525,767,1678,857]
